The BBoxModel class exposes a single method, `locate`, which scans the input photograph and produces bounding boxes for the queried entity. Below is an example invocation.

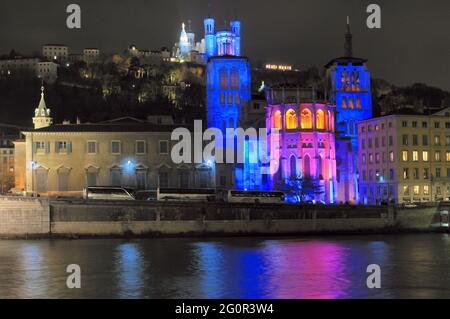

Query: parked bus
[83,187,136,201]
[225,190,285,204]
[157,188,216,202]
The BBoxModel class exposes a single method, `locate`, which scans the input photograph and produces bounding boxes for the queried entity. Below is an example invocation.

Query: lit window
[412,151,419,162]
[435,151,441,162]
[446,152,450,162]
[435,135,441,146]
[389,151,394,162]
[413,185,420,195]
[300,109,313,129]
[403,168,409,180]
[402,151,408,162]
[423,151,429,162]
[286,109,298,129]
[273,111,282,129]
[349,98,354,109]
[403,185,410,195]
[423,185,430,196]
[316,109,325,129]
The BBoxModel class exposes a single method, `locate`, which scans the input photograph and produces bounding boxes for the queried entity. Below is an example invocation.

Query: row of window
[361,167,450,182]
[34,169,210,192]
[364,150,450,164]
[219,92,241,105]
[401,150,450,162]
[341,97,362,109]
[33,140,170,155]
[360,120,450,133]
[402,185,442,196]
[402,135,450,146]
[361,135,450,149]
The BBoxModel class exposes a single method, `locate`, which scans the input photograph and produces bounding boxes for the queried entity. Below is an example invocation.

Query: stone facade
[358,109,450,204]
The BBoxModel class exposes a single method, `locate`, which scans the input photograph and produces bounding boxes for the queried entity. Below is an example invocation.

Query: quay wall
[0,197,50,237]
[0,196,446,238]
[49,200,394,236]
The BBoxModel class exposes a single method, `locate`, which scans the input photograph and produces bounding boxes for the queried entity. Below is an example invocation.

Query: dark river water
[1,234,450,299]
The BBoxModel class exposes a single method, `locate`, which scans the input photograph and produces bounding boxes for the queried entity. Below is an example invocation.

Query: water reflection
[0,234,449,299]
[114,243,145,298]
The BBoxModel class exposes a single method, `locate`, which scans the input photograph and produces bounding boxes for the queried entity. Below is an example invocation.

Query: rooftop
[24,117,191,133]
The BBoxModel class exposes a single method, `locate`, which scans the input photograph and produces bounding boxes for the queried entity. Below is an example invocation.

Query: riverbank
[0,196,447,239]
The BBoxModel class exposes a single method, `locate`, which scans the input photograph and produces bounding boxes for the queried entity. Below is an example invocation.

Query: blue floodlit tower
[204,17,217,60]
[206,16,251,189]
[230,20,241,56]
[325,17,372,149]
[206,16,250,131]
[325,17,373,204]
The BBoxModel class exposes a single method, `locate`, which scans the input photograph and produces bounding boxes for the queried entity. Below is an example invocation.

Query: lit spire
[33,84,53,129]
[37,85,48,114]
[344,16,353,57]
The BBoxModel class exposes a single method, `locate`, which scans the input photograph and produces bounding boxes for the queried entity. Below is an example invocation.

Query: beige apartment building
[358,108,450,204]
[42,44,69,62]
[15,87,215,196]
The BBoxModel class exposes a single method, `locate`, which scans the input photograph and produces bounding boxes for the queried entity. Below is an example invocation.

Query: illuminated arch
[286,109,298,129]
[300,109,313,129]
[272,110,282,129]
[316,109,325,129]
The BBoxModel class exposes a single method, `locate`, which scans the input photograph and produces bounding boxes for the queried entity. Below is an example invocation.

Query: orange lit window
[300,109,313,129]
[342,98,347,109]
[316,109,325,129]
[356,97,362,109]
[273,111,282,129]
[286,109,298,129]
[349,98,354,109]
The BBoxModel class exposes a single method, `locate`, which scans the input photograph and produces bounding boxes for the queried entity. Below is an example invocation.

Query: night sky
[1,0,449,90]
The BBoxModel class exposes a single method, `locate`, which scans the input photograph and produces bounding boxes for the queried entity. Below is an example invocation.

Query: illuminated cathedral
[205,15,372,204]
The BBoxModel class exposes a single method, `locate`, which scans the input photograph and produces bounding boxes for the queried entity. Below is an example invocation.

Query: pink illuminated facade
[265,88,337,203]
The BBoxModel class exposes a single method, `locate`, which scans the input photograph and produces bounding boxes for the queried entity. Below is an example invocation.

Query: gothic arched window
[317,156,323,180]
[303,155,311,178]
[286,109,298,129]
[230,68,239,89]
[349,98,354,109]
[273,111,282,129]
[356,97,362,109]
[290,155,297,178]
[219,68,228,89]
[300,109,313,129]
[316,109,325,129]
[342,98,347,109]
[328,110,333,131]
